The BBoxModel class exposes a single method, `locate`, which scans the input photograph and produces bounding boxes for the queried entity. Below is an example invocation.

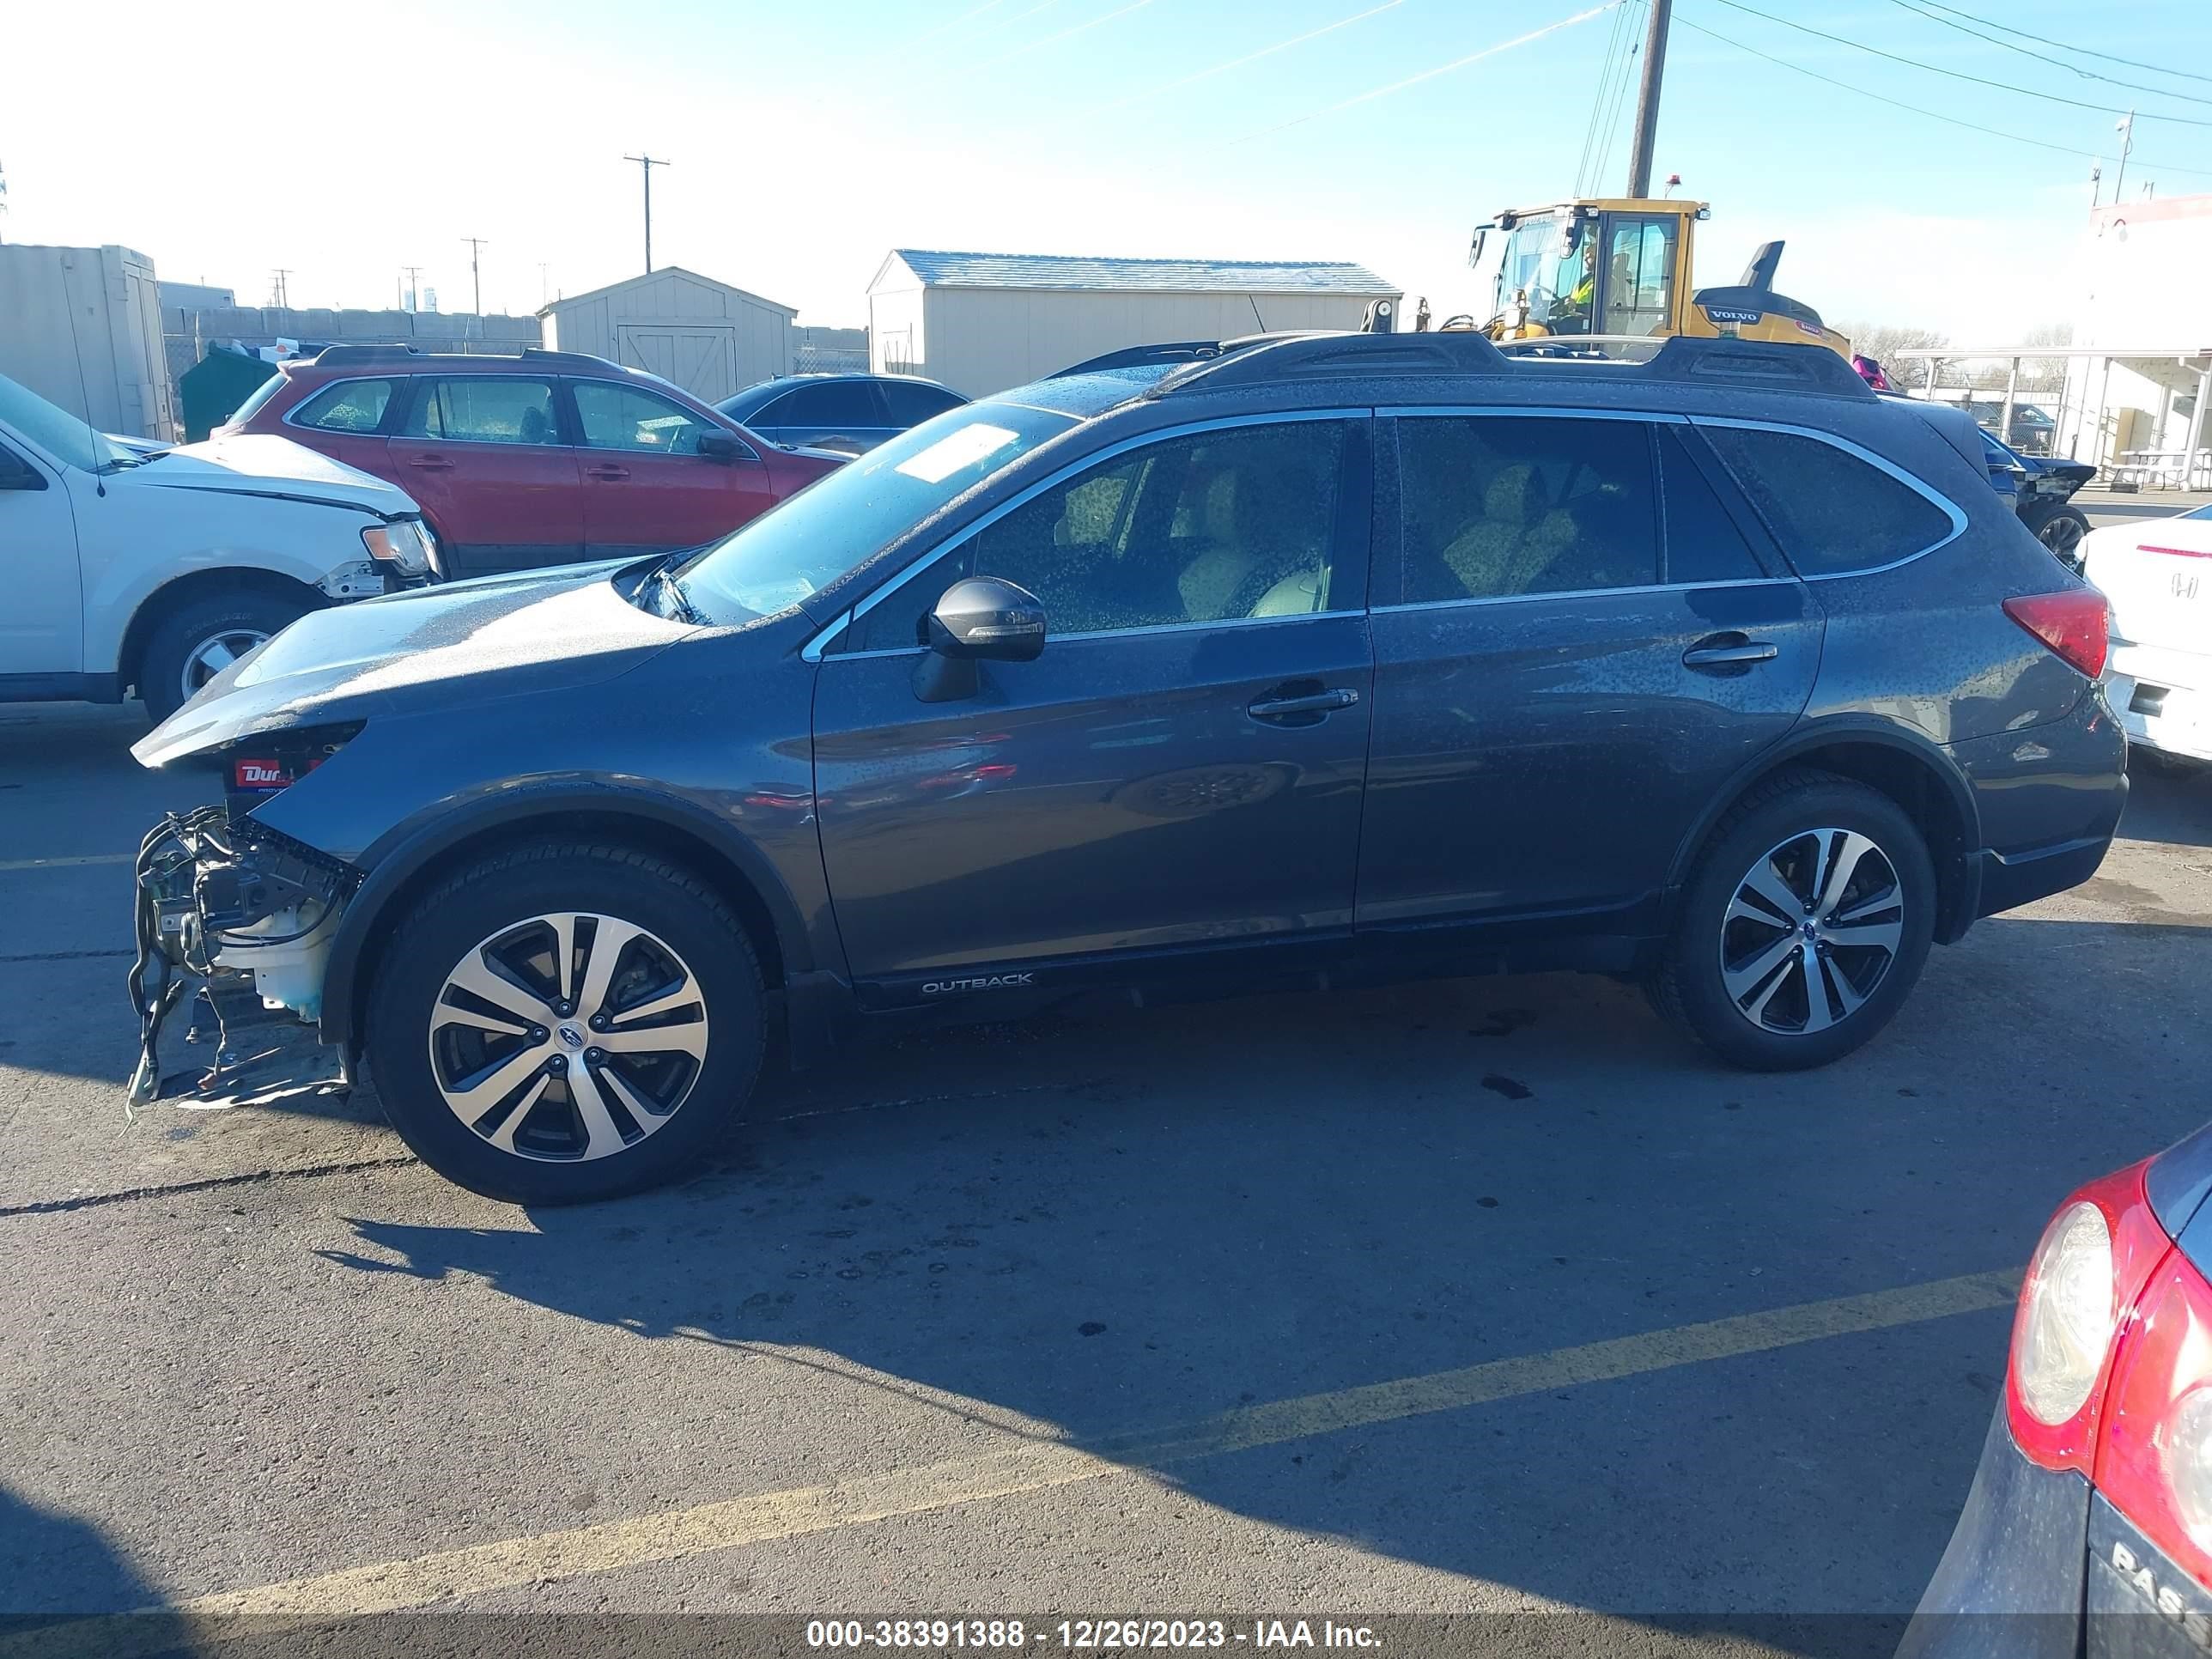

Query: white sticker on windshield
[895,422,1019,484]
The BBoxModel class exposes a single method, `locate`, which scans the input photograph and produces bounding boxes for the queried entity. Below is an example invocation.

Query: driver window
[846,421,1348,648]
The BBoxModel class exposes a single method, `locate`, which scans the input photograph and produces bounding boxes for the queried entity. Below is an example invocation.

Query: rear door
[391,374,582,577]
[812,413,1374,1002]
[278,375,400,481]
[1358,411,1824,939]
[568,380,776,557]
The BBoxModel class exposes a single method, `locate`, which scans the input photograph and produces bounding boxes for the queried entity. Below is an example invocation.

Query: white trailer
[0,243,177,441]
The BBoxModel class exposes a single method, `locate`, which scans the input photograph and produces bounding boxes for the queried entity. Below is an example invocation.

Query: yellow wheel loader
[1428,198,1852,360]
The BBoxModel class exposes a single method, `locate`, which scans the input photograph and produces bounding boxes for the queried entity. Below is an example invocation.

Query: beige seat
[1439,465,1575,599]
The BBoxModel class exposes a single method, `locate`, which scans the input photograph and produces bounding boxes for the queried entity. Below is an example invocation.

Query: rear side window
[1658,428,1768,585]
[399,377,559,446]
[879,381,965,425]
[762,381,880,427]
[292,379,393,434]
[1395,416,1659,604]
[1699,425,1954,576]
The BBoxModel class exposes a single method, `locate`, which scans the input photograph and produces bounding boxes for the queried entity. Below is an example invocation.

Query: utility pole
[461,238,487,317]
[400,264,422,312]
[269,268,292,308]
[623,153,671,273]
[1624,0,1674,199]
[2112,111,2136,204]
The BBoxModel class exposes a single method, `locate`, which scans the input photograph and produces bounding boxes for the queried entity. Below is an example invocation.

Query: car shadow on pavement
[0,1485,180,1631]
[2118,761,2212,849]
[301,939,2211,1652]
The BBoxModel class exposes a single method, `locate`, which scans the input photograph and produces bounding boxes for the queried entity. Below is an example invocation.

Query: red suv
[220,347,844,579]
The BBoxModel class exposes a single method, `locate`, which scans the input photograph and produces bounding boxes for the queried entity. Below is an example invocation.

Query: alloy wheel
[1718,828,1905,1036]
[427,912,710,1162]
[182,629,271,697]
[2038,514,2086,560]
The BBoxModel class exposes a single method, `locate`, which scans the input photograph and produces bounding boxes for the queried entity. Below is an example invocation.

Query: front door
[568,380,777,557]
[813,415,1374,1003]
[1359,412,1823,939]
[391,374,583,577]
[0,438,81,679]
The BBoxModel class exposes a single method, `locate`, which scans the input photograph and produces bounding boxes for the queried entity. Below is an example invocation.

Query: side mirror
[928,576,1046,661]
[698,430,751,464]
[914,576,1045,702]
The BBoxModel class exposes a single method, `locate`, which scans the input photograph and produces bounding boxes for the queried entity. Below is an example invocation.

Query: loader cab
[1482,200,1700,341]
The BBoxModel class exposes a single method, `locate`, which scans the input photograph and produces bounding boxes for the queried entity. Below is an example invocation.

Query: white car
[0,373,441,721]
[2084,501,2212,767]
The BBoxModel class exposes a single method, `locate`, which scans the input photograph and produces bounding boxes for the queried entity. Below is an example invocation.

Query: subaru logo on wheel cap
[557,1024,586,1049]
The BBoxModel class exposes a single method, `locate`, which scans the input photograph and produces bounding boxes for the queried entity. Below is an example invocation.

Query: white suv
[0,373,441,720]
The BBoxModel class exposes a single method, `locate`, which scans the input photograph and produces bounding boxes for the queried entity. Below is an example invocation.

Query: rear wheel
[137,588,311,722]
[1648,771,1936,1070]
[366,842,764,1203]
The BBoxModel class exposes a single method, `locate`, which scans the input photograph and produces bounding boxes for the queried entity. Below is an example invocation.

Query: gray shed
[867,250,1400,398]
[538,267,796,403]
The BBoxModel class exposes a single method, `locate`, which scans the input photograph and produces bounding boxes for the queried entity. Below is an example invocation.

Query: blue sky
[6,0,2209,338]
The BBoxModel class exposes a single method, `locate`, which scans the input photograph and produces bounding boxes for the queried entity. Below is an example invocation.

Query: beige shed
[538,267,796,404]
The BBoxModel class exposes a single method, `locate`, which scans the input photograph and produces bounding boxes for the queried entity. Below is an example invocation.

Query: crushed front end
[127,733,362,1103]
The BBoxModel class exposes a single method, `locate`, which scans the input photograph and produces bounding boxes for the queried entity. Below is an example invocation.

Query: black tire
[365,842,764,1204]
[2025,505,2090,572]
[137,587,312,723]
[1646,769,1937,1071]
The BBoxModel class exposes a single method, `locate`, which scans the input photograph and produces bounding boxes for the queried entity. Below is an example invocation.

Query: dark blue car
[127,331,2127,1200]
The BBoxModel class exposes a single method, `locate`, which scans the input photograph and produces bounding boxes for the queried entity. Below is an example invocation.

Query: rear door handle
[1682,635,1779,670]
[586,464,631,481]
[1248,687,1359,720]
[405,454,454,471]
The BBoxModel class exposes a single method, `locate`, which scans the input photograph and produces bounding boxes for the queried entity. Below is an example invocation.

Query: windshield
[0,373,128,472]
[675,403,1079,624]
[1496,214,1595,337]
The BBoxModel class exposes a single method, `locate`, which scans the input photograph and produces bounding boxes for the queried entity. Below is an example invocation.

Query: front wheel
[366,843,764,1203]
[137,588,312,723]
[1648,771,1936,1071]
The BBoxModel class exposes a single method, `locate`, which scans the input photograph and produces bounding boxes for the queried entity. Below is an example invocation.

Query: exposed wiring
[1676,15,2212,179]
[1881,0,2212,110]
[1707,0,2212,129]
[1227,2,1618,146]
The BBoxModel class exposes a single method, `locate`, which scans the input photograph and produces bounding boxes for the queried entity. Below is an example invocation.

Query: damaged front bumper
[127,805,360,1103]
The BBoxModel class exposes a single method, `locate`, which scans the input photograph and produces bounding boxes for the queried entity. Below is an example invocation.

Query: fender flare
[1661,716,1985,938]
[316,781,815,1049]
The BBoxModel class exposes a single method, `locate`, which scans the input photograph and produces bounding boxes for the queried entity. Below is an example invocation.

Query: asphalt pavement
[3,699,2209,1657]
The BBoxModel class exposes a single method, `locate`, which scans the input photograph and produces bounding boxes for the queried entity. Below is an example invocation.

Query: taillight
[2006,1161,2171,1475]
[2094,1255,2212,1589]
[2004,589,2111,678]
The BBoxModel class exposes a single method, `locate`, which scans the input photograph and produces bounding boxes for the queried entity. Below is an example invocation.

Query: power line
[1675,13,2212,179]
[1575,0,1637,196]
[1905,0,2212,89]
[1590,1,1644,191]
[1228,2,1618,146]
[1881,0,2212,111]
[972,0,1164,70]
[1706,0,2212,129]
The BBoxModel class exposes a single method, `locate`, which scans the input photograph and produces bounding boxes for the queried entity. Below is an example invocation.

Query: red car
[1901,1125,2212,1657]
[220,347,843,579]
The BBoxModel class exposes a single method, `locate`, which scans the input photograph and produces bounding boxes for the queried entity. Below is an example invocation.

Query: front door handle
[1682,634,1779,671]
[586,464,631,482]
[1248,686,1359,720]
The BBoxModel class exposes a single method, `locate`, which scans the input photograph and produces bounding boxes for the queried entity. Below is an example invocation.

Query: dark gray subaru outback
[126,331,2127,1202]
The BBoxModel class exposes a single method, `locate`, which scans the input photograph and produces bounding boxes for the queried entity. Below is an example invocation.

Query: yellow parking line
[11,1267,2018,1656]
[0,853,135,872]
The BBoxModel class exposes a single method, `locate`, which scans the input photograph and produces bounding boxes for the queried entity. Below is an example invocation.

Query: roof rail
[305,343,618,370]
[1144,327,1872,400]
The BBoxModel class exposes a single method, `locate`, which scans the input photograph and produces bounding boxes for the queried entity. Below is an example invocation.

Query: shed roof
[537,264,797,319]
[879,249,1397,296]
